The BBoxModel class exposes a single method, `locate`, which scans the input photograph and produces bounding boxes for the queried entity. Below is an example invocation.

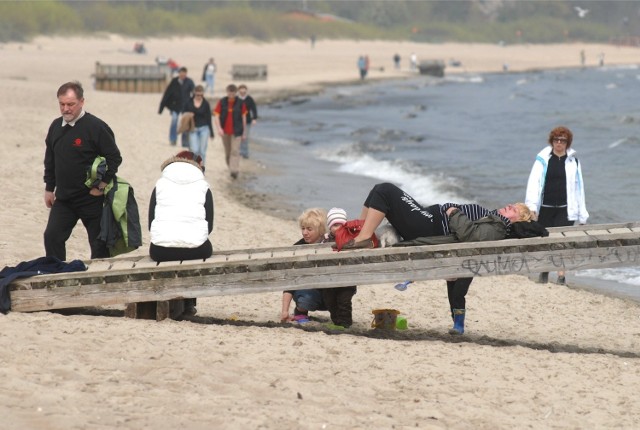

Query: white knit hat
[327,207,347,228]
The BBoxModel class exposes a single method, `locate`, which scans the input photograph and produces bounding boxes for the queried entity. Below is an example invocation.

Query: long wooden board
[8,222,640,313]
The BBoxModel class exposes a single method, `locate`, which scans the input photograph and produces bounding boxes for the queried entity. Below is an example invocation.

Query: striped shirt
[439,203,511,236]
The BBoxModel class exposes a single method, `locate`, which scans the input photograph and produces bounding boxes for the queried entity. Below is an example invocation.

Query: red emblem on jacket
[73,138,82,147]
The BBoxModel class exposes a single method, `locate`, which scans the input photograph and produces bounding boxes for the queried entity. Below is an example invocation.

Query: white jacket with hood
[525,146,589,224]
[150,158,211,248]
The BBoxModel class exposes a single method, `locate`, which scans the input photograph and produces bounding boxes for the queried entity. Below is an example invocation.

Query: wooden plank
[9,242,640,312]
[85,260,112,272]
[7,223,640,313]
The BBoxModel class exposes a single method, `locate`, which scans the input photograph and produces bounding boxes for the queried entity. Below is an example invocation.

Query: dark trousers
[321,286,357,327]
[44,194,108,261]
[447,277,473,310]
[149,240,213,263]
[537,206,574,228]
[363,182,444,241]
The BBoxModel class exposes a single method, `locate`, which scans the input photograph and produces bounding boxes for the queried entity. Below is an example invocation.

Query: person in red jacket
[213,84,247,179]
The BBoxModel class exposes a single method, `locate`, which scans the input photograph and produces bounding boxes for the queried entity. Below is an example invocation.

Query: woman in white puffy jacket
[149,151,214,315]
[525,126,588,285]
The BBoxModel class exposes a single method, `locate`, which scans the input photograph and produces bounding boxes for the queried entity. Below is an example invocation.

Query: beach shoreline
[1,36,639,429]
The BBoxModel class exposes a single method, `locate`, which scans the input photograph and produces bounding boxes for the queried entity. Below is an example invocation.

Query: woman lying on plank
[335,182,537,335]
[336,182,533,250]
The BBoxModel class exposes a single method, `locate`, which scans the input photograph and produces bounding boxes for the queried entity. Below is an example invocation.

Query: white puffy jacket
[525,146,589,224]
[150,161,211,248]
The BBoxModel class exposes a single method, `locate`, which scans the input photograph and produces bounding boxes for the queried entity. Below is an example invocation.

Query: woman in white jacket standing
[525,126,589,285]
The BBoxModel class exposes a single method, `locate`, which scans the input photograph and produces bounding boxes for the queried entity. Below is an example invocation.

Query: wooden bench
[231,64,268,81]
[8,222,640,320]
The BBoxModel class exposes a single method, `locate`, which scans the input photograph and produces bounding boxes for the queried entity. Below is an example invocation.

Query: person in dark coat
[237,84,258,159]
[43,81,122,261]
[158,66,195,147]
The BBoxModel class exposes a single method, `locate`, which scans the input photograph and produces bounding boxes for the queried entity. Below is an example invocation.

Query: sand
[1,35,639,429]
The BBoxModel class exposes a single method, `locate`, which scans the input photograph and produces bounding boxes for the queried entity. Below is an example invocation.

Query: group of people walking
[158,63,258,179]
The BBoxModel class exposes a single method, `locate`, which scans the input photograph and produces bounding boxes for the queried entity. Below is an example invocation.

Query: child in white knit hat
[326,207,347,240]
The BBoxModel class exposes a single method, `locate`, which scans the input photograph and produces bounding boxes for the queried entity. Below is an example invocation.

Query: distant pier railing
[231,64,268,81]
[94,63,170,93]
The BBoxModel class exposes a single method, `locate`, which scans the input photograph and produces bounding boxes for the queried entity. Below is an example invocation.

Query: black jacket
[241,95,258,123]
[0,257,86,313]
[43,113,122,201]
[219,97,245,137]
[159,77,195,114]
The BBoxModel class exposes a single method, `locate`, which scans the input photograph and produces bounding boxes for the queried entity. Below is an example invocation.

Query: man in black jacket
[158,66,195,147]
[238,84,258,159]
[43,81,122,261]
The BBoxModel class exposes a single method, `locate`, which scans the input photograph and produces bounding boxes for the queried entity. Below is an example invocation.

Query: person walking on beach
[213,84,247,179]
[410,52,418,71]
[43,81,122,261]
[159,66,195,147]
[237,84,258,159]
[201,58,216,96]
[184,85,214,167]
[149,151,214,317]
[393,53,401,70]
[357,56,367,80]
[525,126,589,285]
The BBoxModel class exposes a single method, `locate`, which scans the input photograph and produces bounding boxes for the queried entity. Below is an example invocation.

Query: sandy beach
[1,36,640,429]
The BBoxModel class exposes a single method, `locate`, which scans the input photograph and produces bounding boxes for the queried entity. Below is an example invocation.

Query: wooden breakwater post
[418,60,446,77]
[94,63,170,93]
[231,64,268,81]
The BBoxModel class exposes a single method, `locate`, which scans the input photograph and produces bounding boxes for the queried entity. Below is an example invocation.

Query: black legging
[447,278,473,310]
[363,183,445,241]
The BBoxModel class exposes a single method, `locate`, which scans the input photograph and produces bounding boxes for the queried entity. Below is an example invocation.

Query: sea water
[250,66,640,299]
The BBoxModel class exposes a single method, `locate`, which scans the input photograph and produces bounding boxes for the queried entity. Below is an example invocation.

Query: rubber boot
[449,308,465,335]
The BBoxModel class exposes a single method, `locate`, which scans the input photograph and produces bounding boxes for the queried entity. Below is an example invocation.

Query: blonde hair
[298,208,327,236]
[514,203,533,222]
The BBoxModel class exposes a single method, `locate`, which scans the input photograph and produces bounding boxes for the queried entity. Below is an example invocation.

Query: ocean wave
[317,144,464,204]
[576,267,640,286]
[255,136,300,147]
[444,75,484,84]
[608,136,640,148]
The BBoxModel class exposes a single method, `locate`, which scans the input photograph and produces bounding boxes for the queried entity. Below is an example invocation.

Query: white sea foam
[576,267,640,286]
[444,75,484,84]
[317,146,464,204]
[256,136,299,147]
